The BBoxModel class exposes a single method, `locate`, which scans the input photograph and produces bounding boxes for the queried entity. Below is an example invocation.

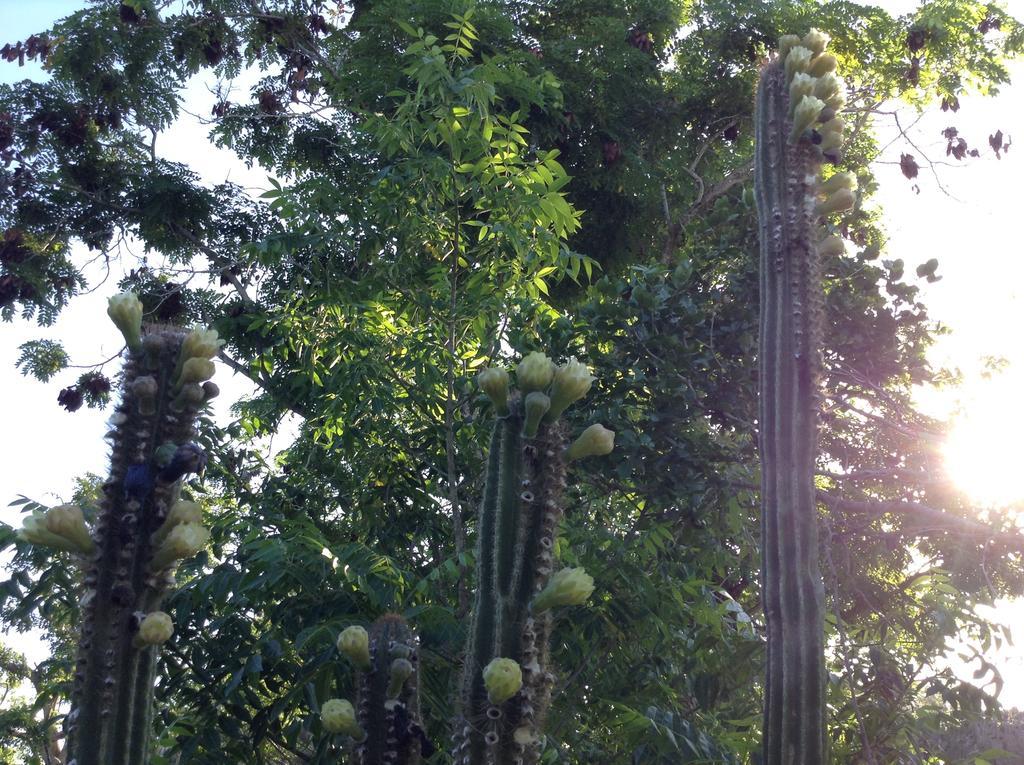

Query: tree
[2,0,1023,762]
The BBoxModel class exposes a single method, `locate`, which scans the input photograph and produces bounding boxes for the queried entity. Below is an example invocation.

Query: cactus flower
[802,28,830,56]
[516,351,555,392]
[136,611,174,646]
[18,507,93,554]
[150,523,209,571]
[522,391,550,438]
[777,34,801,60]
[790,95,825,142]
[784,46,813,82]
[566,424,615,461]
[532,567,595,612]
[107,292,144,351]
[788,73,817,108]
[43,504,95,555]
[178,357,216,386]
[337,625,371,669]
[483,658,523,704]
[321,698,365,739]
[813,73,843,103]
[477,366,510,417]
[152,500,203,546]
[545,356,596,422]
[181,327,224,361]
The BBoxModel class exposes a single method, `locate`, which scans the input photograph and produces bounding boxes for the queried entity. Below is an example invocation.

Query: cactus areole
[755,29,855,765]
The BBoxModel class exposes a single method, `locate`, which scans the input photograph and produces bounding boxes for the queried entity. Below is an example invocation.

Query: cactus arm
[755,31,854,765]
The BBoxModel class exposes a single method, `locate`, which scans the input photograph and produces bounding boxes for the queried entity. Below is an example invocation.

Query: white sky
[1,0,1024,714]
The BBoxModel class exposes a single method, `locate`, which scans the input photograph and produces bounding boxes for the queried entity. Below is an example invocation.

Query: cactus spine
[754,30,855,764]
[20,294,219,765]
[330,352,609,765]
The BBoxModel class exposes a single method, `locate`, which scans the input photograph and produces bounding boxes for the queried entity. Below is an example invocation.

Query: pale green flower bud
[136,611,173,646]
[784,46,813,82]
[477,366,510,417]
[387,657,414,699]
[819,128,843,154]
[813,73,843,103]
[152,500,203,546]
[107,292,144,351]
[532,567,595,612]
[43,504,95,555]
[790,95,825,143]
[516,351,555,393]
[566,424,615,462]
[815,187,856,217]
[483,658,523,704]
[818,171,857,196]
[150,523,210,571]
[818,235,846,258]
[778,34,801,60]
[321,698,365,739]
[337,626,371,669]
[808,53,838,77]
[523,391,550,438]
[181,328,224,361]
[132,376,159,415]
[173,383,206,411]
[178,358,216,386]
[18,509,88,553]
[546,357,595,422]
[802,28,830,56]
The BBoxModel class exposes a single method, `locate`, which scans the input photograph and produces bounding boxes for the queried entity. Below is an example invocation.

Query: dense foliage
[1,0,1023,762]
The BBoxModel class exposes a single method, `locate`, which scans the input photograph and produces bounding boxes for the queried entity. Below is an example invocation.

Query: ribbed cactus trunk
[755,30,854,765]
[453,403,566,765]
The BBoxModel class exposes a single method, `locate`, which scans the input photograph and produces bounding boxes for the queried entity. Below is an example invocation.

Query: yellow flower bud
[18,510,80,553]
[815,187,856,217]
[483,658,523,704]
[532,567,595,612]
[337,626,371,669]
[136,611,174,646]
[107,293,144,351]
[321,698,365,739]
[818,171,857,196]
[477,366,510,417]
[808,53,838,77]
[813,73,844,104]
[566,424,615,461]
[818,235,846,258]
[516,351,555,393]
[178,358,216,386]
[150,523,210,571]
[152,500,203,546]
[523,391,550,438]
[43,504,95,555]
[387,657,414,699]
[546,357,595,422]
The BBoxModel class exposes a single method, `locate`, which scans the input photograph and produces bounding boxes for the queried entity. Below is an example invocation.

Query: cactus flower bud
[566,424,615,461]
[815,187,856,217]
[813,73,843,104]
[321,698,365,739]
[802,28,830,56]
[483,658,523,704]
[174,383,206,410]
[107,292,144,352]
[337,625,371,669]
[387,657,414,699]
[819,171,857,196]
[136,611,174,646]
[132,376,159,415]
[150,523,210,571]
[152,500,203,546]
[17,511,72,551]
[784,46,813,82]
[790,95,825,142]
[43,504,95,555]
[178,357,215,386]
[818,235,846,258]
[819,129,843,154]
[180,328,224,361]
[516,351,555,393]
[532,567,595,612]
[522,391,550,438]
[545,357,595,422]
[202,381,220,401]
[477,366,510,417]
[808,53,838,77]
[778,34,801,60]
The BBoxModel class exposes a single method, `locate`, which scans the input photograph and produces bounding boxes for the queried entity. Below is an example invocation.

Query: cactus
[331,351,610,765]
[17,293,219,765]
[754,29,856,764]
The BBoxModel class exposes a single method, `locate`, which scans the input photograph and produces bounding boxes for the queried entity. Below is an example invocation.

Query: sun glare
[943,374,1024,509]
